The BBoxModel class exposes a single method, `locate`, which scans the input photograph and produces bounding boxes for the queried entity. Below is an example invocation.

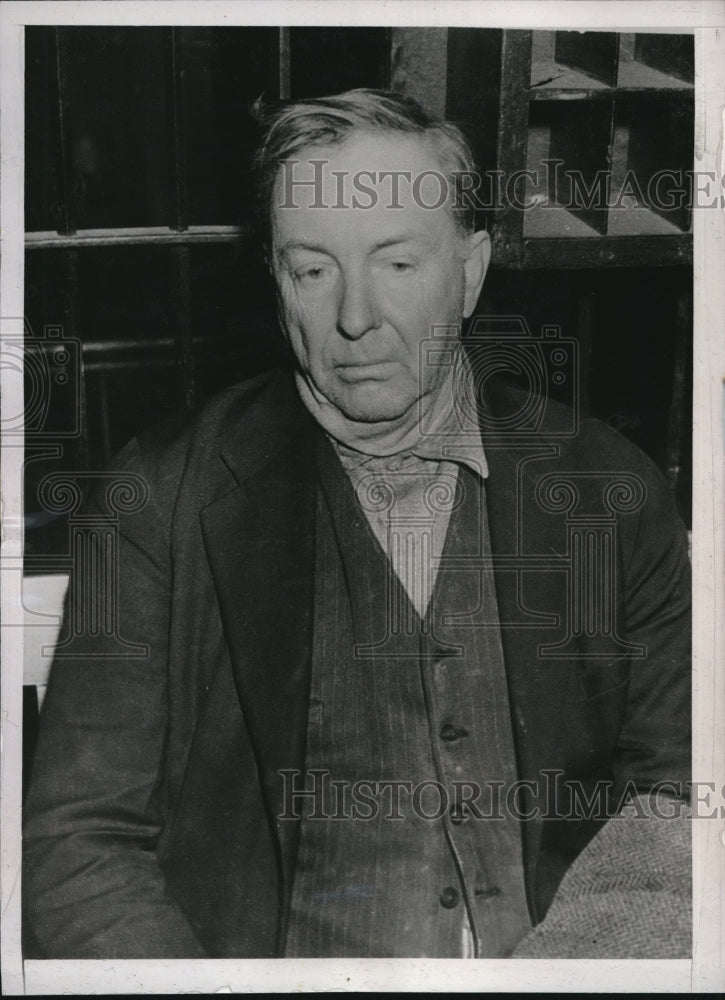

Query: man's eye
[389,261,414,273]
[297,266,326,281]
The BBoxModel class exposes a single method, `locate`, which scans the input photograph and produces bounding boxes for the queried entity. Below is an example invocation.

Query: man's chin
[328,383,416,425]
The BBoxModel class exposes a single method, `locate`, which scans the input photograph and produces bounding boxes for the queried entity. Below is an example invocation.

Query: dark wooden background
[24,25,693,569]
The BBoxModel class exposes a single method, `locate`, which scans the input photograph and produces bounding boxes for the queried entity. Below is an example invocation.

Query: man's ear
[462,230,491,319]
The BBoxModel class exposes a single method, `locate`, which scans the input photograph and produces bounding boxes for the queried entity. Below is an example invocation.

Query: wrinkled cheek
[279,299,331,374]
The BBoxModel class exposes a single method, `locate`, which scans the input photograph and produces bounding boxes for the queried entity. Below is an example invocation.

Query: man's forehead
[294,129,440,169]
[270,130,457,233]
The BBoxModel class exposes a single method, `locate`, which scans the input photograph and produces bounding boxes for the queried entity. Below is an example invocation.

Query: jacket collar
[217,368,316,486]
[200,369,319,902]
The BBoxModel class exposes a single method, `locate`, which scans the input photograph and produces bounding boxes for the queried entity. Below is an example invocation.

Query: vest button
[439,886,460,909]
[440,723,468,742]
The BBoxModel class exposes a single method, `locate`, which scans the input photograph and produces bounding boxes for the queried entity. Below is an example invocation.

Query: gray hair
[251,88,478,247]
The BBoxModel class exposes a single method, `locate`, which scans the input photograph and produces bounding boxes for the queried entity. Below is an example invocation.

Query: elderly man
[24,89,691,959]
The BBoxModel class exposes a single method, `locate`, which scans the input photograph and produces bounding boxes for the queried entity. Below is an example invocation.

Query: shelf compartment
[633,33,694,84]
[617,33,694,91]
[527,100,615,235]
[530,30,613,98]
[554,30,619,86]
[618,94,693,232]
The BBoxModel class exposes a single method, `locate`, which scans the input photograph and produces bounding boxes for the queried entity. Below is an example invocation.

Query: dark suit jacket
[23,368,691,958]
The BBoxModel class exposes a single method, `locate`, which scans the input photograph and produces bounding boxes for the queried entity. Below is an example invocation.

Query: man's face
[270,131,489,425]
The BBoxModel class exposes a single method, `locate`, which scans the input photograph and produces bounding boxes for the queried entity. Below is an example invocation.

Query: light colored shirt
[332,359,488,619]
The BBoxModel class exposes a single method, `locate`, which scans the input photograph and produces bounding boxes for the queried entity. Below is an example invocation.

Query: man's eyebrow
[277,241,333,256]
[371,235,426,251]
[276,234,428,257]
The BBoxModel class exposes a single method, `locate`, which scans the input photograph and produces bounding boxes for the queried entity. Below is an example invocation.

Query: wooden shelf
[606,205,687,237]
[617,58,694,91]
[518,233,692,270]
[529,29,693,92]
[522,203,689,241]
[530,60,611,99]
[523,204,601,239]
[449,27,693,269]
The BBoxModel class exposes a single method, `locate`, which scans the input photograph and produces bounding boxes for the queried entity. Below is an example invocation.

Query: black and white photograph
[1,1,723,994]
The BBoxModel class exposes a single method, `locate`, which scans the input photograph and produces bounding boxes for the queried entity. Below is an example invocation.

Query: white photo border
[2,1,723,994]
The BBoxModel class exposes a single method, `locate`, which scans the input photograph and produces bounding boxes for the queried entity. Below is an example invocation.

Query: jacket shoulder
[137,369,280,467]
[483,377,666,480]
[107,368,292,530]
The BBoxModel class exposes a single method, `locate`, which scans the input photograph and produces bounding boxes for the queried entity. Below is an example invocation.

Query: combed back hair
[251,88,479,248]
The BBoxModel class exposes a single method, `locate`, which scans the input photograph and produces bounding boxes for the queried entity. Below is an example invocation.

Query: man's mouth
[334,361,400,383]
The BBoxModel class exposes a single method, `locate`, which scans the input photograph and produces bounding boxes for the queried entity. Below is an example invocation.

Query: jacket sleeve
[512,795,691,958]
[612,441,691,798]
[23,439,206,958]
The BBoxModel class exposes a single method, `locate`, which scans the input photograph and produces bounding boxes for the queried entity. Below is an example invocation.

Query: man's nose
[337,274,380,340]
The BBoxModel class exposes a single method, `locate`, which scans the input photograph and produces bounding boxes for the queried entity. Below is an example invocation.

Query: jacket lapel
[480,382,594,750]
[480,381,578,918]
[199,373,318,891]
[480,380,563,719]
